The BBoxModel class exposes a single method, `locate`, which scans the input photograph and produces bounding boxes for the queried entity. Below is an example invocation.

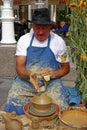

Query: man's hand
[30,73,40,93]
[40,67,55,79]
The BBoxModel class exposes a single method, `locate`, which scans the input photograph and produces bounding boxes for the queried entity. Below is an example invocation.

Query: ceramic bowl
[59,107,87,130]
[31,95,52,112]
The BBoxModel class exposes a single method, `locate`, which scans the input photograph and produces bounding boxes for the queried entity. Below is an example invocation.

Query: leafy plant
[66,0,87,102]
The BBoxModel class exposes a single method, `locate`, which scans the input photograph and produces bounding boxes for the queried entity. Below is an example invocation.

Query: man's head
[30,8,55,42]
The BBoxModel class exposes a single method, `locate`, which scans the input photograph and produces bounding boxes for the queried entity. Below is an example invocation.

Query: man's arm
[16,56,31,79]
[40,62,70,79]
[54,62,70,78]
[16,56,40,92]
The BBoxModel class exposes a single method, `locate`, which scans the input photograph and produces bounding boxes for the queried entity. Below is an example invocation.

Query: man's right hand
[30,73,40,93]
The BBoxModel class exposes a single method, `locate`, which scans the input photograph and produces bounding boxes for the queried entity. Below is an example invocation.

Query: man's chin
[37,37,46,42]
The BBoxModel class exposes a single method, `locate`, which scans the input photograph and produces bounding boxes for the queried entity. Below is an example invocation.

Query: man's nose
[38,28,44,34]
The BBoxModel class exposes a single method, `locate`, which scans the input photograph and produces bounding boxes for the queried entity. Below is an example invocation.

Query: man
[5,8,81,115]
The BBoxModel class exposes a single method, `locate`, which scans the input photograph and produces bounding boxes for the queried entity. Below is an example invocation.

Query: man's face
[32,23,51,42]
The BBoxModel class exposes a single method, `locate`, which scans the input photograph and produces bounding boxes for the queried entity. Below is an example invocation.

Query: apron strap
[30,34,34,47]
[47,34,51,47]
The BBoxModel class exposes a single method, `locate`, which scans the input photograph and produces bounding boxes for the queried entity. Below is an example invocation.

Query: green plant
[66,0,87,102]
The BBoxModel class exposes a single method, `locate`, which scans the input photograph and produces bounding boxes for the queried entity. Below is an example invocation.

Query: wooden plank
[13,0,21,5]
[21,0,34,5]
[0,0,59,6]
[48,0,59,5]
[0,0,35,6]
[0,0,3,5]
[0,0,31,6]
[20,0,59,5]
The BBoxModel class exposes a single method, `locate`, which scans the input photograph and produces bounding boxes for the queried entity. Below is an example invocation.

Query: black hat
[28,8,55,25]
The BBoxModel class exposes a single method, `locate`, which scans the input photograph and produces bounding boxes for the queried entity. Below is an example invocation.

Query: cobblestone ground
[0,77,13,110]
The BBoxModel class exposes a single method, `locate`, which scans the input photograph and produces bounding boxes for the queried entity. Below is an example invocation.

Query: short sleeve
[56,43,70,63]
[15,34,30,56]
[50,32,70,63]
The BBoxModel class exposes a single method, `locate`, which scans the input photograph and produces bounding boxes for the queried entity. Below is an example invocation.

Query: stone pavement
[0,77,13,110]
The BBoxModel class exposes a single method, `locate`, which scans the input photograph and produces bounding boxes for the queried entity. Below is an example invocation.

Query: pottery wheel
[28,104,55,117]
[23,102,59,122]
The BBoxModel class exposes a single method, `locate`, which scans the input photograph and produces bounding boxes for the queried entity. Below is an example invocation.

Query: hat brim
[28,20,55,25]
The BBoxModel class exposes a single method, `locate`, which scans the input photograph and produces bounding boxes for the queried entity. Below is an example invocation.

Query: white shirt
[16,30,69,63]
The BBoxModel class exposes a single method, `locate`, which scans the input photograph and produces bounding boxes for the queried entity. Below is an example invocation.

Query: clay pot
[31,95,52,112]
[1,112,22,130]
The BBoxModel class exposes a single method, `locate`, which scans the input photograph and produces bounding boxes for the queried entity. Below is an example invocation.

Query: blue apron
[5,34,81,115]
